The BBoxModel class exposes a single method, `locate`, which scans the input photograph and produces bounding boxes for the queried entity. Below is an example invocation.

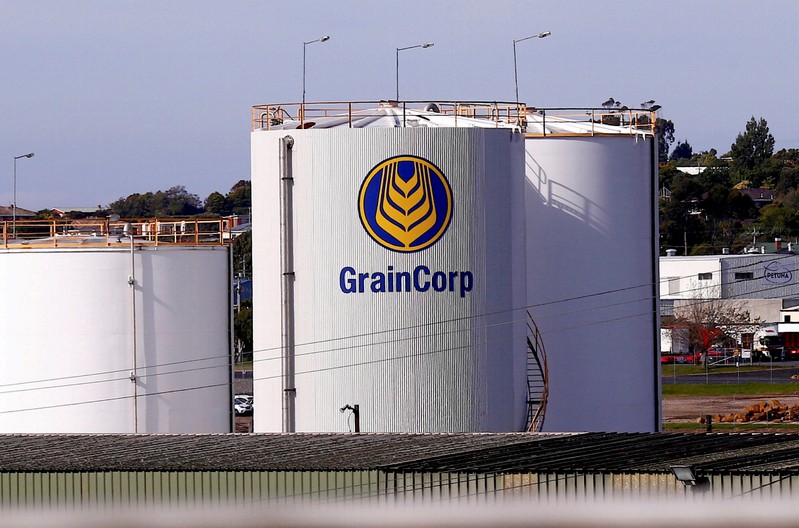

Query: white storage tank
[523,109,660,432]
[0,229,232,433]
[251,102,529,433]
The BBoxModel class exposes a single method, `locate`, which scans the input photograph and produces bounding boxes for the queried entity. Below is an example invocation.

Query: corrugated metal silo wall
[524,136,660,433]
[251,127,528,432]
[0,246,231,433]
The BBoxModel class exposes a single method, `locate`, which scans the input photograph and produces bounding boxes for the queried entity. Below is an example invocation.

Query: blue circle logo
[764,261,793,284]
[358,155,452,253]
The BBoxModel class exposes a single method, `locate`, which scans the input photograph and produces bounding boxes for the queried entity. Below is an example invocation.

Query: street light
[513,31,551,104]
[302,35,330,107]
[396,42,433,101]
[12,152,34,238]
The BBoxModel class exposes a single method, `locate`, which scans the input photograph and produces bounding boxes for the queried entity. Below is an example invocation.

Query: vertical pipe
[228,243,236,432]
[129,236,139,433]
[279,135,296,432]
[651,136,662,432]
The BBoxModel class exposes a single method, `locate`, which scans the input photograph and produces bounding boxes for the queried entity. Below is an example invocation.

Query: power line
[5,250,799,406]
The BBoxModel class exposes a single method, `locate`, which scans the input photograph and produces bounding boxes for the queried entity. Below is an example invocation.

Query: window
[666,277,680,294]
[698,272,712,280]
[735,272,754,281]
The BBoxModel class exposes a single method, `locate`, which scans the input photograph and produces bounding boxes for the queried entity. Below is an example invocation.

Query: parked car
[234,395,253,416]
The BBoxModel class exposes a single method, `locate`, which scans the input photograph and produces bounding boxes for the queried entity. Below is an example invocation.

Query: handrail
[1,217,239,249]
[253,100,529,130]
[252,100,658,137]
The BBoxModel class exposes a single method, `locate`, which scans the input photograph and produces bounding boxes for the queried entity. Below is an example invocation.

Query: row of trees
[37,181,256,361]
[104,180,252,218]
[659,117,799,256]
[659,117,799,358]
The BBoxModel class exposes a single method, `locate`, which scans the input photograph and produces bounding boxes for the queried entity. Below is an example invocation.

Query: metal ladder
[525,311,549,432]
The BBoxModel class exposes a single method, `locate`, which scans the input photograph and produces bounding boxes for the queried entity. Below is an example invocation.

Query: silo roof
[524,110,655,137]
[252,101,656,138]
[257,101,521,131]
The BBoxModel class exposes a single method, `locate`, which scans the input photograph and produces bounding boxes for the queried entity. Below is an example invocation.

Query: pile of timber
[700,400,799,424]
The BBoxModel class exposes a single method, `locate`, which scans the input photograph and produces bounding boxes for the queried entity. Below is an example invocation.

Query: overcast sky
[2,0,797,211]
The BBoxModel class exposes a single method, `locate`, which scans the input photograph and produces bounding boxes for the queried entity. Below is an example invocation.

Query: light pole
[302,35,330,107]
[12,152,34,238]
[396,42,433,101]
[513,31,550,103]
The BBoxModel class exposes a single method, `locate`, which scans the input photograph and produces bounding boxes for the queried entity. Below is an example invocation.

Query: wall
[0,246,232,433]
[524,136,660,432]
[252,127,528,432]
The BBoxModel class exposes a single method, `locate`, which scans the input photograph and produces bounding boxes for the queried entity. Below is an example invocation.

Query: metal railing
[252,100,528,130]
[1,217,237,249]
[251,100,657,137]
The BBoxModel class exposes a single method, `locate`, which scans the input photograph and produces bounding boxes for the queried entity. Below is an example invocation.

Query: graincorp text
[339,265,474,298]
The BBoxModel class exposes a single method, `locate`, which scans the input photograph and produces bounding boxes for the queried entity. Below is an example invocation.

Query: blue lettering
[414,265,431,292]
[432,271,447,292]
[460,271,473,298]
[340,267,356,293]
[338,265,473,297]
[396,271,411,292]
[371,272,386,292]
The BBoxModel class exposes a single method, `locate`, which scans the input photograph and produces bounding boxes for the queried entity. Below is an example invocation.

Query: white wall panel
[524,136,659,432]
[252,127,526,432]
[0,246,231,433]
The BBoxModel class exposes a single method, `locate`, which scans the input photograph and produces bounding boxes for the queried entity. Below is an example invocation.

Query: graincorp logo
[340,155,473,298]
[358,155,452,252]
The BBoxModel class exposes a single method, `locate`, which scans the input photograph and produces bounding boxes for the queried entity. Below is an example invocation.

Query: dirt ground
[663,395,799,423]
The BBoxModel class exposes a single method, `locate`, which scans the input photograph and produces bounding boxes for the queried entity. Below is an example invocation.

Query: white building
[659,252,799,323]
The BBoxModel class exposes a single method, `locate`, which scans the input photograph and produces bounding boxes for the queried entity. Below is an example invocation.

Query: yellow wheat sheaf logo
[358,155,452,252]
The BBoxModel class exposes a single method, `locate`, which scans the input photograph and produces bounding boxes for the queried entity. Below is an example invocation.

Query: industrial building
[0,218,234,433]
[251,101,660,434]
[2,432,799,507]
[660,250,799,356]
[660,252,799,322]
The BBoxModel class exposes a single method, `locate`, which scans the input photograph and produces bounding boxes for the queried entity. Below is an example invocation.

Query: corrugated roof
[3,432,799,475]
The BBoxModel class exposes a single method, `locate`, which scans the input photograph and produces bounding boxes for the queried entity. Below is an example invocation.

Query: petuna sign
[763,261,793,284]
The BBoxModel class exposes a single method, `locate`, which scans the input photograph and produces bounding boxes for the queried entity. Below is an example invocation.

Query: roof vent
[424,103,440,113]
[666,249,677,257]
[722,247,730,254]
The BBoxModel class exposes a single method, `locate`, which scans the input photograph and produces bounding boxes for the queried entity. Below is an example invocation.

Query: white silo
[0,222,233,433]
[523,109,660,432]
[251,102,529,433]
[250,102,661,433]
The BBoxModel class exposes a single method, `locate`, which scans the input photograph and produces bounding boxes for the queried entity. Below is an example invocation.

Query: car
[234,395,253,416]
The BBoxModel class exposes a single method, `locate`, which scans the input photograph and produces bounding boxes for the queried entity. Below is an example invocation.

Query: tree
[234,300,253,363]
[204,191,227,215]
[108,186,202,217]
[232,230,253,364]
[232,230,252,277]
[758,192,799,237]
[673,285,759,365]
[655,118,675,163]
[670,140,693,161]
[227,180,251,216]
[730,117,775,179]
